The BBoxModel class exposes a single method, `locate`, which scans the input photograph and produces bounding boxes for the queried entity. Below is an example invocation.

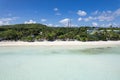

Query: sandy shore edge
[0,41,120,47]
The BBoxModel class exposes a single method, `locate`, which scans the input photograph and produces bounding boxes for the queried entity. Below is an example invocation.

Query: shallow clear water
[0,45,120,80]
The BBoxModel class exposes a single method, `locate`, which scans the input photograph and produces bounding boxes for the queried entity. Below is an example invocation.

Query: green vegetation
[0,24,120,42]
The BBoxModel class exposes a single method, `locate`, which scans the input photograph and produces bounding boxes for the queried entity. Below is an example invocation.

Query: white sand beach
[0,41,120,47]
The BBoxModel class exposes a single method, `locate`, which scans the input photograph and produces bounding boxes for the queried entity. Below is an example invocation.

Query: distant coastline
[0,24,120,42]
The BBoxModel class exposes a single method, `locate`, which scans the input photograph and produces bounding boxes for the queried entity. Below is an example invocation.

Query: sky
[0,0,120,27]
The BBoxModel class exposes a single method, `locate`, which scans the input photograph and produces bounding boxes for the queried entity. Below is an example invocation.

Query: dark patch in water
[81,47,113,54]
[51,51,60,54]
[69,47,113,55]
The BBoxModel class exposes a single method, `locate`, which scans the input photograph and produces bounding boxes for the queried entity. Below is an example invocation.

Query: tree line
[0,24,120,42]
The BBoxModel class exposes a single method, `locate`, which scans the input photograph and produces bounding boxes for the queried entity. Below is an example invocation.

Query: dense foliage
[0,24,120,42]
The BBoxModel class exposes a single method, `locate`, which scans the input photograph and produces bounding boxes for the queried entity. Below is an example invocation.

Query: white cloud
[53,8,61,16]
[95,11,114,21]
[79,9,120,22]
[59,18,78,27]
[92,10,112,15]
[100,23,120,27]
[0,20,9,25]
[77,10,87,16]
[92,22,98,27]
[46,24,60,27]
[77,8,120,23]
[8,13,12,16]
[71,24,78,27]
[0,17,18,25]
[92,10,99,15]
[54,25,60,27]
[106,23,112,27]
[54,8,58,11]
[106,23,119,27]
[97,15,114,21]
[84,18,90,22]
[113,8,120,16]
[100,24,105,27]
[91,8,120,21]
[55,12,61,16]
[107,10,112,14]
[41,19,47,22]
[0,21,8,25]
[113,23,118,27]
[47,24,53,26]
[24,20,36,24]
[84,16,95,21]
[78,17,82,21]
[59,18,71,26]
[78,16,96,22]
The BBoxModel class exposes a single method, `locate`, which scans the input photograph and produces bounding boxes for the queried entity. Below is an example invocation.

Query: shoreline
[0,41,120,47]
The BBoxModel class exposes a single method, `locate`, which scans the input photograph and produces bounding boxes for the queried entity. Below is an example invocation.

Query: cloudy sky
[0,0,120,27]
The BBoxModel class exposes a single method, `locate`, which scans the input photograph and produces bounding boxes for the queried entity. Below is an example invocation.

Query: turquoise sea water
[0,45,120,80]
